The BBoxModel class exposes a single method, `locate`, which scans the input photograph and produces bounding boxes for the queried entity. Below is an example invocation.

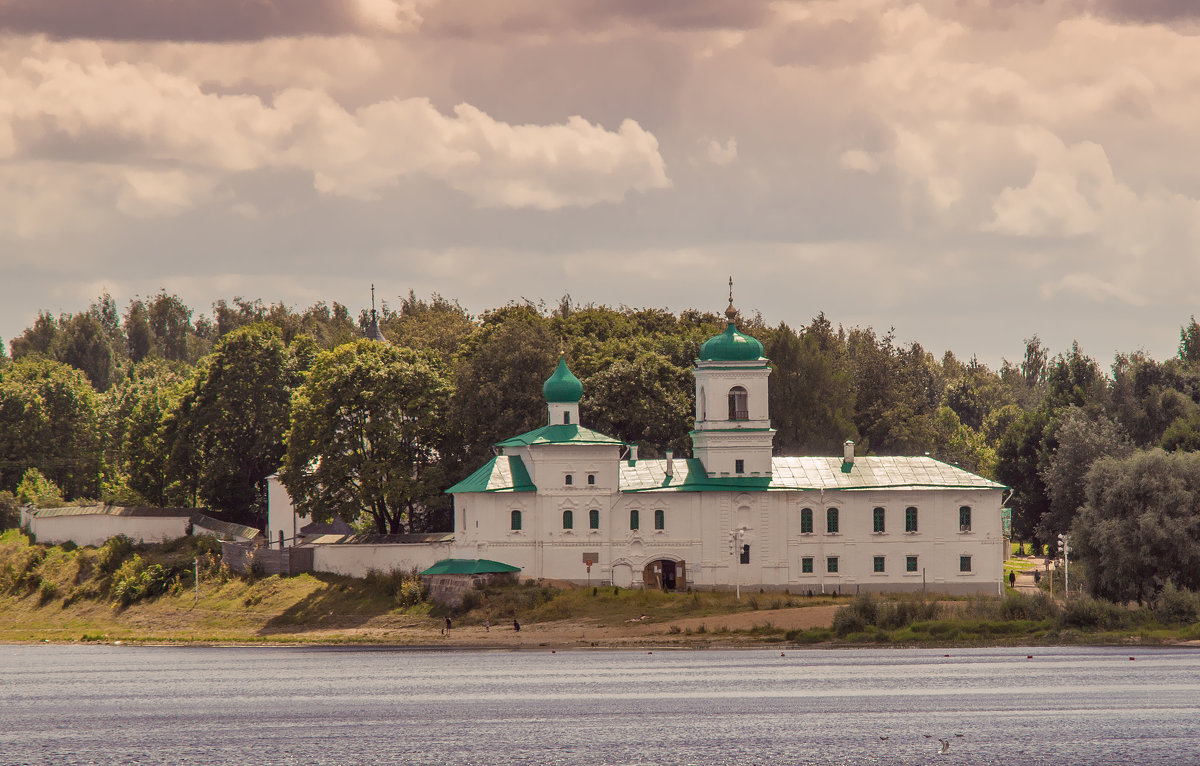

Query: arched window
[728,386,748,420]
[589,509,600,529]
[562,510,573,529]
[630,509,640,530]
[510,510,522,531]
[800,507,813,534]
[826,507,839,534]
[654,509,665,530]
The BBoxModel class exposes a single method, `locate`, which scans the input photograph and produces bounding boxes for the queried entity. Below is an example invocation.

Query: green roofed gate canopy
[420,559,522,575]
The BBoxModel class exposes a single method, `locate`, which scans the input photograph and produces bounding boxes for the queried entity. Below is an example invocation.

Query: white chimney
[665,448,674,477]
[629,444,638,462]
[843,440,855,465]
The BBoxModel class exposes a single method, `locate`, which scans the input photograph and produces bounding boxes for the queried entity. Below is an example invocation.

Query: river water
[1,644,1198,765]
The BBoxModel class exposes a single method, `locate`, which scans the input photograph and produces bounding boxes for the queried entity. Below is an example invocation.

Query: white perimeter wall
[32,514,190,548]
[312,541,455,578]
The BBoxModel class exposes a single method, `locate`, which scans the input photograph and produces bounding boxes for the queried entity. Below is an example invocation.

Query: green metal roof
[542,354,583,403]
[699,322,766,362]
[495,423,624,448]
[619,456,1007,492]
[446,455,536,494]
[421,558,521,575]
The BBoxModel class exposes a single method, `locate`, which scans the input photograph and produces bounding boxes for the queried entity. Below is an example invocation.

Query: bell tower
[691,279,775,477]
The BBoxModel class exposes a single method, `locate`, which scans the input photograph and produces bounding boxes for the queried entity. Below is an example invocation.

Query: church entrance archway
[643,559,686,591]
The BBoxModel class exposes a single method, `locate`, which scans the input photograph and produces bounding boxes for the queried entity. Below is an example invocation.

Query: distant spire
[365,283,386,342]
[725,275,737,323]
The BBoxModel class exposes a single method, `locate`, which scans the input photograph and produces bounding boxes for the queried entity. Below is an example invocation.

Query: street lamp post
[1057,533,1071,599]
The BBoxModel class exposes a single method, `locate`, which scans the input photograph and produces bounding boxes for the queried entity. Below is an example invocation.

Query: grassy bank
[3,529,1198,647]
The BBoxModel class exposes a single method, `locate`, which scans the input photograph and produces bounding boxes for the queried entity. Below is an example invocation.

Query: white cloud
[839,148,879,174]
[703,137,738,166]
[1040,273,1144,306]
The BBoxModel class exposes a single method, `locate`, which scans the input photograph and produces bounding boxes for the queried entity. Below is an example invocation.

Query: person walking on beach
[513,618,521,632]
[484,619,490,632]
[445,616,452,636]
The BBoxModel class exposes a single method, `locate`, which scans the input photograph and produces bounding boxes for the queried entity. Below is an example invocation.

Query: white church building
[445,301,1009,595]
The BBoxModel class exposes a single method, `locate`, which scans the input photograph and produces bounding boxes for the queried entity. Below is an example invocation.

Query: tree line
[5,291,1200,603]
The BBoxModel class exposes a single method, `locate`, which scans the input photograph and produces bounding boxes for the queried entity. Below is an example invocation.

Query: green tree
[113,361,191,506]
[0,357,101,498]
[282,340,452,534]
[147,291,193,362]
[15,467,65,507]
[1073,449,1200,603]
[124,299,152,363]
[380,291,476,365]
[1037,407,1132,541]
[173,324,294,517]
[994,407,1052,544]
[9,311,59,359]
[582,352,693,456]
[54,312,117,391]
[449,304,557,471]
[1180,316,1200,364]
[769,316,857,455]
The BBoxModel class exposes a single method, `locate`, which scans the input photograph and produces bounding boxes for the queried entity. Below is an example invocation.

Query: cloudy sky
[3,0,1200,368]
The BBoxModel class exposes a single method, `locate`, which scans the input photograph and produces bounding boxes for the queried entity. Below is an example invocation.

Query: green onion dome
[543,354,583,403]
[699,321,765,361]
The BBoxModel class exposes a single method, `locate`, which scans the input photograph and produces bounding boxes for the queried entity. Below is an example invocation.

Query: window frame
[629,509,640,530]
[873,555,885,573]
[562,510,573,530]
[734,459,745,474]
[801,556,814,574]
[959,505,972,532]
[587,474,596,486]
[800,507,813,534]
[565,474,573,486]
[905,506,918,533]
[728,385,749,420]
[873,506,885,533]
[906,555,918,573]
[826,507,839,534]
[653,509,665,530]
[826,556,839,574]
[510,510,522,531]
[589,509,599,530]
[960,555,972,573]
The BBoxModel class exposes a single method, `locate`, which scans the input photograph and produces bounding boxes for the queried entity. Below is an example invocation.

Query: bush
[832,593,877,636]
[96,535,134,575]
[1057,597,1130,630]
[1155,582,1200,625]
[38,578,58,604]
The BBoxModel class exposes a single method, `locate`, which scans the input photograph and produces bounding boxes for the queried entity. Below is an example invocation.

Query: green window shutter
[630,509,639,530]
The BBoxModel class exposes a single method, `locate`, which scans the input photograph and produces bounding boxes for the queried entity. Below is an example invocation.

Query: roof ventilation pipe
[665,449,674,478]
[843,440,855,466]
[629,444,638,462]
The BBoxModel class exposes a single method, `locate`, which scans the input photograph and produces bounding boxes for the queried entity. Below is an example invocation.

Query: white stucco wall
[311,541,456,578]
[266,475,306,548]
[31,514,190,548]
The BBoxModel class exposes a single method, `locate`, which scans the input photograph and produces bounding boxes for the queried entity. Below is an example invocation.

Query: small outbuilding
[420,559,521,606]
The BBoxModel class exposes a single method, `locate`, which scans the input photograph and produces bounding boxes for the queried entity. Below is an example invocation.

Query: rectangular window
[587,474,596,485]
[906,555,918,573]
[873,556,885,573]
[654,509,665,530]
[826,507,839,534]
[873,507,885,533]
[735,459,745,474]
[960,555,972,573]
[740,544,750,564]
[905,506,918,533]
[801,556,813,573]
[800,508,813,534]
[959,506,972,532]
[562,510,573,529]
[630,509,639,530]
[826,556,839,573]
[589,509,600,529]
[510,510,521,531]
